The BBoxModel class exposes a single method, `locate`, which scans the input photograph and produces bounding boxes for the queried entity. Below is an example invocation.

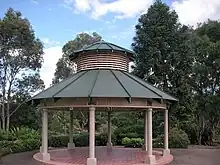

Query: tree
[0,8,44,130]
[191,20,220,144]
[50,32,102,134]
[132,0,179,90]
[52,32,102,83]
[131,0,196,142]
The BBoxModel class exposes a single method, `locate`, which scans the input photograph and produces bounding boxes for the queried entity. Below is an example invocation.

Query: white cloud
[40,46,62,88]
[31,0,39,4]
[172,0,220,26]
[41,38,61,47]
[63,0,153,19]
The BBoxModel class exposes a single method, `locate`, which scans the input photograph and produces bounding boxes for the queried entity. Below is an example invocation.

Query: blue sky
[0,0,218,87]
[0,0,154,49]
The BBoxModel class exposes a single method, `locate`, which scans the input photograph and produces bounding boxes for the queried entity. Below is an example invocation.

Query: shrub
[49,132,117,148]
[49,135,69,147]
[154,127,190,148]
[9,139,40,153]
[10,127,40,140]
[169,127,190,148]
[74,132,89,147]
[95,133,116,146]
[0,130,14,141]
[0,127,41,157]
[114,126,141,145]
[122,137,144,148]
[121,128,190,149]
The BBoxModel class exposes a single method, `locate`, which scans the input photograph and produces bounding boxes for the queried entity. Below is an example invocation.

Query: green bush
[10,127,40,140]
[122,137,144,148]
[169,127,190,148]
[9,139,40,153]
[153,136,164,148]
[74,132,89,147]
[154,127,190,148]
[0,130,14,141]
[114,126,141,145]
[121,128,190,149]
[0,127,41,157]
[49,132,117,148]
[95,133,116,146]
[49,135,69,147]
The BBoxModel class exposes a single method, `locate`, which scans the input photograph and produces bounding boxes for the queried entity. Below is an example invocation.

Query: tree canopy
[0,8,45,130]
[1,3,220,147]
[132,0,220,144]
[52,32,102,84]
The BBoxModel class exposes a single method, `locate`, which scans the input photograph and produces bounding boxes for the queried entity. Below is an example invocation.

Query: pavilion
[30,41,178,165]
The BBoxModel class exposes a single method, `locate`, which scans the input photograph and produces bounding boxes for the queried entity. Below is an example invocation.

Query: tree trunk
[1,92,5,130]
[6,102,10,131]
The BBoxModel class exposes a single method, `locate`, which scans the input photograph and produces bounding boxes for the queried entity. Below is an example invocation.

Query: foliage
[0,8,45,130]
[49,132,116,148]
[131,0,220,146]
[122,137,144,148]
[169,127,190,148]
[52,32,102,84]
[9,105,41,130]
[10,126,40,140]
[154,128,190,148]
[49,135,69,148]
[0,127,40,157]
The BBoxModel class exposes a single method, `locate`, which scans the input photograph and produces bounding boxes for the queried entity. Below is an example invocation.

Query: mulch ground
[1,146,220,165]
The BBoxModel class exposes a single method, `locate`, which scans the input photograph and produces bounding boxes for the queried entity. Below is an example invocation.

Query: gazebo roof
[31,69,177,103]
[69,41,135,61]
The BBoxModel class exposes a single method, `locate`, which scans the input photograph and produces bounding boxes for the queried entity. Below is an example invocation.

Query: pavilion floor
[33,146,173,165]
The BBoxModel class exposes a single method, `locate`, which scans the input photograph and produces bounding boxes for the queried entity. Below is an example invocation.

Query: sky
[1,0,220,88]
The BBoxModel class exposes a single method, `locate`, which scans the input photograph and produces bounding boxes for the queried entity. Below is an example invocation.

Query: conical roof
[69,41,135,61]
[31,69,177,103]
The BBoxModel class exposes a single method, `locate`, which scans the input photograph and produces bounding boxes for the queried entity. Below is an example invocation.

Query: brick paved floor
[34,147,165,165]
[1,147,220,165]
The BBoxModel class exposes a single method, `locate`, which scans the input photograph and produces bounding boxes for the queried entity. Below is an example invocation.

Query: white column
[163,109,170,156]
[142,110,147,151]
[145,108,155,164]
[68,110,75,149]
[87,107,97,165]
[107,111,113,149]
[41,109,50,161]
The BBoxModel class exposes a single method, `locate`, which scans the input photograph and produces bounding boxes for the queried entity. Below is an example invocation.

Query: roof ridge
[111,70,131,100]
[52,70,89,97]
[31,72,80,99]
[123,71,178,101]
[88,69,100,98]
[122,71,163,99]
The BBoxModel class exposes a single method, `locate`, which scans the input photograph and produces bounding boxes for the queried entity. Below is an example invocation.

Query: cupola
[69,40,135,72]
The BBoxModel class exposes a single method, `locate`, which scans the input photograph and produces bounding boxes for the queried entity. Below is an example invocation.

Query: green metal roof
[31,69,178,103]
[69,41,135,61]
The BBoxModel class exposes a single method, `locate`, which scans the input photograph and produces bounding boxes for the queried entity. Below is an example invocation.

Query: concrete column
[41,109,50,161]
[142,110,147,151]
[145,108,155,164]
[163,109,170,156]
[107,111,113,149]
[68,110,75,149]
[87,107,97,165]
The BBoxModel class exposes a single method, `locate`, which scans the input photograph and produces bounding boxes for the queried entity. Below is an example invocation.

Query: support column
[142,110,147,151]
[87,107,97,165]
[41,109,50,161]
[68,110,75,149]
[107,111,113,149]
[145,108,155,164]
[163,109,170,156]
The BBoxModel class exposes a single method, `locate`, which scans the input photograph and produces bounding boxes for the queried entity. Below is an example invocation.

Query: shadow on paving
[1,148,220,165]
